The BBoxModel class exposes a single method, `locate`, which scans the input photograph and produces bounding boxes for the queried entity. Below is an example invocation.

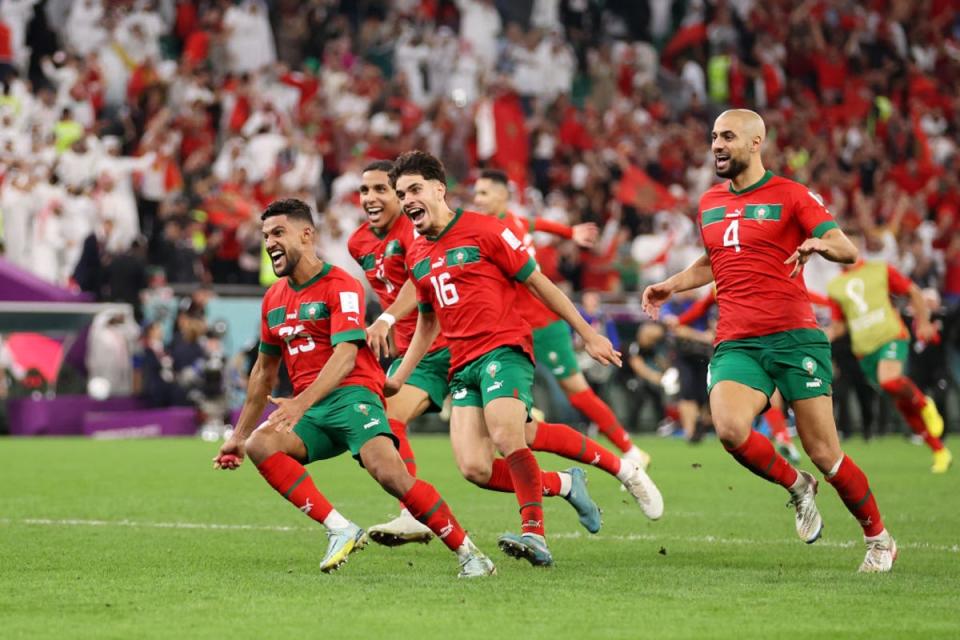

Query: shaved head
[711,109,767,181]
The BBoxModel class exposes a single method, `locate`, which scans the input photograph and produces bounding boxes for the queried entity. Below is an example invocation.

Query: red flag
[616,165,679,212]
[491,92,529,193]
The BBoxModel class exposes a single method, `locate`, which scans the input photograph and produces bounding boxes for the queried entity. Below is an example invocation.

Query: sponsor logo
[551,366,565,375]
[432,258,445,268]
[453,388,468,400]
[486,380,504,392]
[438,520,454,539]
[363,418,381,430]
[801,356,818,375]
[590,452,601,465]
[347,315,360,325]
[849,309,885,333]
[286,312,297,320]
[523,520,543,530]
[805,379,823,389]
[339,291,360,314]
[501,228,522,249]
[300,499,313,515]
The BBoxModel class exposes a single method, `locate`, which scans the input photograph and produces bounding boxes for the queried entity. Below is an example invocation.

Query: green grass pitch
[1,435,957,639]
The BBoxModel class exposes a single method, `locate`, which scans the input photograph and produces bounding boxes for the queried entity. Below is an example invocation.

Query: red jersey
[259,263,384,399]
[698,171,838,343]
[348,215,449,354]
[407,209,538,373]
[496,211,567,329]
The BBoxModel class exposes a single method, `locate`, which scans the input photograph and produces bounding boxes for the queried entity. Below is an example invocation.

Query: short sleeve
[828,299,844,322]
[330,277,368,346]
[886,264,913,296]
[794,188,838,238]
[482,223,538,281]
[259,298,282,356]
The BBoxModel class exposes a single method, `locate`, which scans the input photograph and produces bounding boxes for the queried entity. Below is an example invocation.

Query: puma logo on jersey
[300,499,313,515]
[486,380,503,392]
[347,316,360,325]
[363,418,381,429]
[805,379,823,388]
[453,388,468,400]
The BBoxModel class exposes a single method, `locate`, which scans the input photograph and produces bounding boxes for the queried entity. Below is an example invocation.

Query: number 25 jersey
[406,209,538,374]
[698,171,838,343]
[259,263,385,398]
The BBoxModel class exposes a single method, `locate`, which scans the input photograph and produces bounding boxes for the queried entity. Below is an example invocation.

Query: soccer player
[213,198,496,578]
[472,169,651,467]
[351,161,660,545]
[642,109,898,572]
[825,234,951,473]
[387,150,637,566]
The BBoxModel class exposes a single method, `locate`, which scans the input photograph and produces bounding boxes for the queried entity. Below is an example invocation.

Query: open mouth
[364,204,384,222]
[405,206,427,225]
[715,153,731,170]
[269,248,285,268]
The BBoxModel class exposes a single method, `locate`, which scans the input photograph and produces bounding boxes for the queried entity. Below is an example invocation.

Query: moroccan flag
[475,93,529,192]
[616,165,679,212]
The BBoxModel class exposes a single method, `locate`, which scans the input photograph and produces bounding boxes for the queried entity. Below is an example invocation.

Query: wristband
[378,312,397,328]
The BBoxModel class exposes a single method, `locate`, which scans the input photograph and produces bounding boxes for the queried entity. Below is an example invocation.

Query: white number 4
[723,219,741,253]
[430,272,460,307]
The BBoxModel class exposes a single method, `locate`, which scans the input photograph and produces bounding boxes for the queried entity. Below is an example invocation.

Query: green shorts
[449,346,534,410]
[707,328,833,403]
[533,320,580,379]
[386,347,451,412]
[858,339,909,387]
[292,386,395,463]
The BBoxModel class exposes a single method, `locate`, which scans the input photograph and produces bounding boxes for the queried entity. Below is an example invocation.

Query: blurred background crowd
[0,0,958,439]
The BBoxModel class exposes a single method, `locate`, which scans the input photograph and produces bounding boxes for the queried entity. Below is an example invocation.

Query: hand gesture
[584,332,622,367]
[641,282,674,320]
[384,377,403,397]
[266,395,307,433]
[366,318,392,359]
[784,238,827,277]
[915,319,939,343]
[213,437,245,470]
[571,222,599,248]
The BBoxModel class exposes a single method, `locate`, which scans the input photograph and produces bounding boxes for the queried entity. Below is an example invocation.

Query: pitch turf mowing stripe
[283,471,309,498]
[5,518,957,553]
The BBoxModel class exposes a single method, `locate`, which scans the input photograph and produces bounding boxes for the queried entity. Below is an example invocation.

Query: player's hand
[266,395,307,433]
[784,238,827,277]
[366,319,392,359]
[584,333,622,367]
[641,282,674,320]
[915,319,939,343]
[384,376,403,397]
[213,437,245,470]
[571,222,599,248]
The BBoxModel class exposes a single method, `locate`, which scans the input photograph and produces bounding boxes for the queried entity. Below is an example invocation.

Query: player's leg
[357,434,495,577]
[536,319,646,462]
[765,390,801,464]
[709,341,820,543]
[791,396,897,571]
[524,419,663,519]
[245,411,364,573]
[873,346,951,472]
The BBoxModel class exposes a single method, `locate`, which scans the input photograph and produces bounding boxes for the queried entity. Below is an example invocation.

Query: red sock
[724,430,799,489]
[401,479,466,551]
[531,421,622,476]
[389,419,417,476]
[881,378,944,452]
[256,452,334,523]
[568,388,632,452]
[825,455,885,537]
[484,458,563,496]
[505,449,545,536]
[764,406,792,444]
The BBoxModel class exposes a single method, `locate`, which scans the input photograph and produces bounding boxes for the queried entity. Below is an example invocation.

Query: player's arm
[824,298,846,342]
[629,352,663,385]
[888,265,937,342]
[385,308,441,395]
[785,228,858,277]
[523,270,621,366]
[641,253,714,320]
[266,341,359,433]
[214,351,280,469]
[366,278,418,359]
[531,217,599,247]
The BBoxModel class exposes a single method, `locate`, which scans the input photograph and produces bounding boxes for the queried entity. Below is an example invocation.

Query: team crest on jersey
[548,351,558,362]
[801,356,817,376]
[486,361,501,378]
[355,403,370,416]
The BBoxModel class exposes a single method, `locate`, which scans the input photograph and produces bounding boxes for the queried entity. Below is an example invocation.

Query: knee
[458,459,492,486]
[367,457,409,497]
[711,412,752,448]
[804,441,841,473]
[244,426,277,465]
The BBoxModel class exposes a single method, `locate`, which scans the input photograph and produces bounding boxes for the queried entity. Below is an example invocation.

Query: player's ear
[435,180,446,202]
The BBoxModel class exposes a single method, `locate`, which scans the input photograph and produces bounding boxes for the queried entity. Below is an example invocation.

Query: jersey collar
[426,207,463,242]
[287,261,332,291]
[728,169,774,196]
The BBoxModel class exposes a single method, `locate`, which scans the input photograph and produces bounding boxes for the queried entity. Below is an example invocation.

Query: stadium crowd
[0,0,958,436]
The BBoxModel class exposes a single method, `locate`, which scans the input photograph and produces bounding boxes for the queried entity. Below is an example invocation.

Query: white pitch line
[2,517,958,554]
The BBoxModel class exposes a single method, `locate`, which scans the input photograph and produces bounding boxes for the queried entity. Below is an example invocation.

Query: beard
[715,155,749,179]
[272,249,300,277]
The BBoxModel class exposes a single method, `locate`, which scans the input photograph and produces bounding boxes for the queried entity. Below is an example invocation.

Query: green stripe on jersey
[744,204,782,221]
[445,246,481,268]
[298,301,329,321]
[267,306,287,328]
[359,254,376,270]
[701,206,726,226]
[384,239,404,258]
[412,257,432,280]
